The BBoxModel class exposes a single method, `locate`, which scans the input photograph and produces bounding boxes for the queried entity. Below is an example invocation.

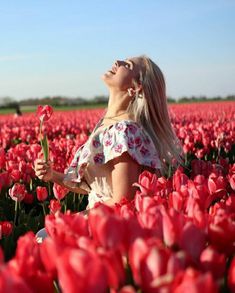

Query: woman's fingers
[34,159,53,182]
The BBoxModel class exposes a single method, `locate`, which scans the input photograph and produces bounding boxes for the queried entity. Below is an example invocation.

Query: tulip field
[0,101,235,292]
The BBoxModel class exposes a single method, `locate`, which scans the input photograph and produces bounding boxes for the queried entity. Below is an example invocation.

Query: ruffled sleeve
[64,120,161,187]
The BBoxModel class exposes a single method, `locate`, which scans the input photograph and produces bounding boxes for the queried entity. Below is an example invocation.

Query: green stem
[53,281,61,293]
[73,192,76,209]
[13,200,18,227]
[64,197,67,213]
[42,202,47,216]
[48,182,52,199]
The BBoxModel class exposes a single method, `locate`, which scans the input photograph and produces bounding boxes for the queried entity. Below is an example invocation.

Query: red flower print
[140,146,150,157]
[128,124,137,134]
[104,138,112,146]
[115,123,124,131]
[114,144,123,153]
[94,153,104,164]
[134,137,142,147]
[128,137,135,149]
[92,137,101,148]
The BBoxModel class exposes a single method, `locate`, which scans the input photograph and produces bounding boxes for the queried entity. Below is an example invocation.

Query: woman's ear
[127,88,135,97]
[136,83,142,94]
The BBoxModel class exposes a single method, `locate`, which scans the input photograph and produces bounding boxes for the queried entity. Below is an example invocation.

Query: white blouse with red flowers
[64,119,161,209]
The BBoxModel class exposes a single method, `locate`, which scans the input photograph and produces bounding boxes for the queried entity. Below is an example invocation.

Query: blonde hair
[127,55,183,174]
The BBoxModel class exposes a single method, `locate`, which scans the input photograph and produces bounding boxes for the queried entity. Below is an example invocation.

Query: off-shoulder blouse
[64,119,161,209]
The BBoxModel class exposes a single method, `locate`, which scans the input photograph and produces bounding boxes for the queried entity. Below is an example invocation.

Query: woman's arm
[34,159,88,194]
[104,152,141,206]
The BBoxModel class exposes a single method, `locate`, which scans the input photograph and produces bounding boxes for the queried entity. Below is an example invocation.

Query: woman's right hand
[34,159,54,182]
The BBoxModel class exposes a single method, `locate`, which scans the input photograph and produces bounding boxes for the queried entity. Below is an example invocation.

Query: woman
[35,55,182,211]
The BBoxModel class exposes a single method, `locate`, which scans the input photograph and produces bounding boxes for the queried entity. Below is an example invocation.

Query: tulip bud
[36,186,48,201]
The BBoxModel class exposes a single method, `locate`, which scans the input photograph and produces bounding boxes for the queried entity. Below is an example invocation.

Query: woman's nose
[115,60,121,67]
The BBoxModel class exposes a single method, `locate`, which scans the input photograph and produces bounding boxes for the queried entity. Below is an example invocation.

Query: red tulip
[10,169,22,182]
[57,249,108,293]
[129,238,171,292]
[88,205,125,250]
[9,183,26,202]
[180,222,206,261]
[133,170,158,195]
[36,105,53,122]
[53,183,69,200]
[172,268,218,293]
[1,221,13,236]
[200,246,226,280]
[8,232,54,293]
[98,249,125,289]
[208,208,235,255]
[161,207,185,248]
[36,186,48,201]
[0,267,32,293]
[48,199,61,214]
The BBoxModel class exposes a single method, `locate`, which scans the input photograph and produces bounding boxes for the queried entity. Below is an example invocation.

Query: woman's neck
[105,89,131,118]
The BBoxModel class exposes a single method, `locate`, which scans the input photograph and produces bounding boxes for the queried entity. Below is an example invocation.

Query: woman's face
[102,57,142,91]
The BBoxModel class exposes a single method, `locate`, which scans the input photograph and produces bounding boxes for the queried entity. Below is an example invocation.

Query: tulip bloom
[9,183,27,226]
[133,170,158,195]
[36,105,53,122]
[53,183,69,201]
[9,183,26,202]
[0,221,13,236]
[48,199,61,214]
[36,186,48,201]
[36,105,53,162]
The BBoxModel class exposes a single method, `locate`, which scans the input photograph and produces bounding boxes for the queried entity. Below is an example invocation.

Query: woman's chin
[101,73,112,85]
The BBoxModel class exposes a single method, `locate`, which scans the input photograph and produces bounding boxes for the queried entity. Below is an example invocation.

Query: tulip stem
[42,202,46,216]
[13,201,18,227]
[64,197,67,213]
[48,182,52,199]
[73,192,76,208]
[53,281,60,293]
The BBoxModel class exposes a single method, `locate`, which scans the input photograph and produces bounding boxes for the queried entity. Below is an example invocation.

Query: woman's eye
[125,63,130,68]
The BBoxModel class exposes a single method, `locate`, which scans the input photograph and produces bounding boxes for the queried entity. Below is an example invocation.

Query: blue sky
[0,0,234,100]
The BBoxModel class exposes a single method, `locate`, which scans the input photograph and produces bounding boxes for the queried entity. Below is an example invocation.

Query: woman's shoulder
[91,119,161,169]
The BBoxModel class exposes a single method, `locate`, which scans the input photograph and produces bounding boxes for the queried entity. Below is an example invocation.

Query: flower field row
[0,101,234,292]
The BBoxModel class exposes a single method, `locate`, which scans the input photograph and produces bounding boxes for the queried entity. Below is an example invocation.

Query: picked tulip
[36,105,53,162]
[36,105,53,123]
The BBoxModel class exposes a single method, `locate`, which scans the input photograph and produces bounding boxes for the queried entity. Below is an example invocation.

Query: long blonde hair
[128,55,183,174]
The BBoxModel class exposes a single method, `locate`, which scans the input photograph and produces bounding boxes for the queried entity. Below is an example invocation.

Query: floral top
[64,119,161,208]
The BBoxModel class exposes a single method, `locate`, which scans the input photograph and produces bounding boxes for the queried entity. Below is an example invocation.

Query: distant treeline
[0,95,234,109]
